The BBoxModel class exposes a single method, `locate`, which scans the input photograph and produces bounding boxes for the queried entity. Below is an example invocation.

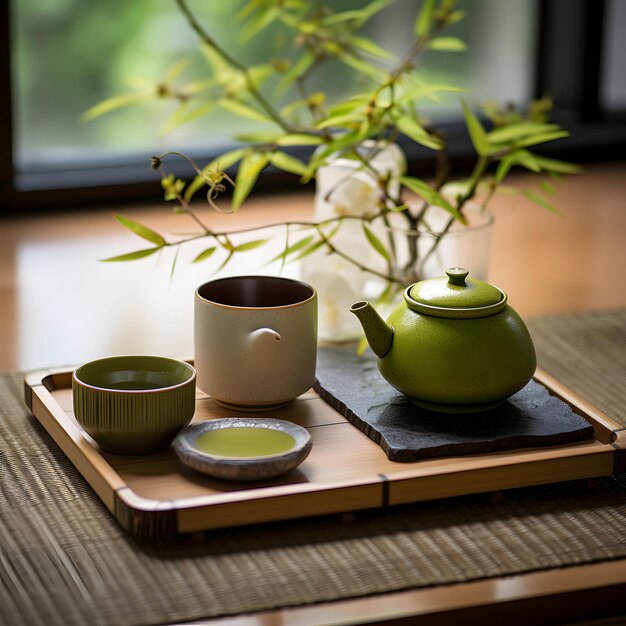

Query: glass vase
[301,141,494,342]
[378,203,495,286]
[301,142,406,342]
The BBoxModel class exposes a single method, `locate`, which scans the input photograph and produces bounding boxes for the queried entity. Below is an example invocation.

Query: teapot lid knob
[446,267,469,286]
[406,267,506,316]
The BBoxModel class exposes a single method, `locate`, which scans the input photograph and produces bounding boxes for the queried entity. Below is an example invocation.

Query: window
[601,0,626,114]
[1,0,625,212]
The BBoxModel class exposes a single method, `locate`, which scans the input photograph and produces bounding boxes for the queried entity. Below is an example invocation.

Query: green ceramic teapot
[350,268,536,413]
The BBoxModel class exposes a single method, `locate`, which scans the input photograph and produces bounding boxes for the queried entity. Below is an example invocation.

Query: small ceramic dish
[73,355,196,455]
[173,418,312,481]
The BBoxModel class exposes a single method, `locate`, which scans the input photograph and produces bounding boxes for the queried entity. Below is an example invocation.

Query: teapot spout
[350,301,394,358]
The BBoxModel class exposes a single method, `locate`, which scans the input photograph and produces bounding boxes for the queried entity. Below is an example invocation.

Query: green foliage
[101,248,162,263]
[428,36,466,51]
[192,246,217,263]
[113,214,166,246]
[400,177,464,222]
[232,151,270,210]
[92,0,579,285]
[462,100,490,157]
[362,223,391,263]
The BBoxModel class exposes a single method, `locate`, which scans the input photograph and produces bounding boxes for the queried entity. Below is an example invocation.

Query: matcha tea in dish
[195,427,296,458]
[173,418,312,481]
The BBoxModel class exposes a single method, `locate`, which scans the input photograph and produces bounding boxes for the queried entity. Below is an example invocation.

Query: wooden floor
[1,162,626,625]
[1,161,625,372]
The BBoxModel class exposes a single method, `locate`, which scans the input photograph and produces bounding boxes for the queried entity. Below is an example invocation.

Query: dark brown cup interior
[197,276,314,308]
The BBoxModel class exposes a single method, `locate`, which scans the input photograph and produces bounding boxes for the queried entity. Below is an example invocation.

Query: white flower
[306,267,364,341]
[326,173,381,218]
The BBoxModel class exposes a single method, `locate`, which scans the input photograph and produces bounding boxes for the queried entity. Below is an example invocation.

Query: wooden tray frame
[24,367,625,538]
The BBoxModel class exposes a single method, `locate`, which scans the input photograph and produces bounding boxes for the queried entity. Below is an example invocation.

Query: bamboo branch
[174,0,300,134]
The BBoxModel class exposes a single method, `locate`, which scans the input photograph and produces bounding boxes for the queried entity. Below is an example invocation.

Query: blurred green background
[11,0,537,168]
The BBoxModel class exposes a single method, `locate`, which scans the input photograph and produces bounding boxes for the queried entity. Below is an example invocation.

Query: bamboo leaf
[540,180,556,195]
[200,41,232,76]
[275,133,324,146]
[233,239,269,252]
[239,6,282,42]
[389,203,409,212]
[375,85,394,108]
[82,92,152,121]
[400,176,464,222]
[327,95,369,117]
[349,35,395,60]
[495,149,541,182]
[269,151,308,176]
[248,63,274,90]
[292,238,325,261]
[360,0,394,22]
[322,9,364,25]
[397,83,467,104]
[533,156,582,174]
[515,130,570,148]
[462,100,490,156]
[280,98,311,117]
[395,115,442,150]
[269,235,315,264]
[362,223,391,263]
[325,221,343,240]
[161,100,215,135]
[487,122,560,144]
[274,52,315,99]
[447,10,466,25]
[310,127,370,166]
[494,153,515,184]
[192,247,217,263]
[124,76,153,90]
[100,247,161,263]
[494,150,539,183]
[232,152,269,210]
[493,184,518,195]
[169,247,180,281]
[165,58,191,83]
[415,0,435,37]
[516,150,542,172]
[295,20,317,35]
[236,0,258,21]
[334,50,387,81]
[428,37,467,52]
[113,214,166,246]
[218,98,275,123]
[317,112,365,129]
[234,130,282,143]
[204,148,247,174]
[524,190,561,215]
[183,77,220,95]
[323,0,392,26]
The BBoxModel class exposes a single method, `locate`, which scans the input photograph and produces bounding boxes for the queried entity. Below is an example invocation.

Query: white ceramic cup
[194,276,318,411]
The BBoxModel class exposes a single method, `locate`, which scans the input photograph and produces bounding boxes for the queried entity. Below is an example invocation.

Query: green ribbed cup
[72,355,196,455]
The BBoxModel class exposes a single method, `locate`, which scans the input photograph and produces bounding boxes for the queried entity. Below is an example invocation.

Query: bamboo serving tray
[24,367,626,538]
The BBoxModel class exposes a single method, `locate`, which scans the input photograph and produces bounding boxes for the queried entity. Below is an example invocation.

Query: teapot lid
[405,268,507,319]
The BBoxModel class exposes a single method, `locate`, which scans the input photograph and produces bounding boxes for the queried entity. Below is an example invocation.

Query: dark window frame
[1,0,625,214]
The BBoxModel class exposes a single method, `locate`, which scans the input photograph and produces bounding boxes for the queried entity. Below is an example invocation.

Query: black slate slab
[313,347,595,462]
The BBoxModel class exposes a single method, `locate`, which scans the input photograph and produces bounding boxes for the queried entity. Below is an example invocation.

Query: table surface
[1,162,626,624]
